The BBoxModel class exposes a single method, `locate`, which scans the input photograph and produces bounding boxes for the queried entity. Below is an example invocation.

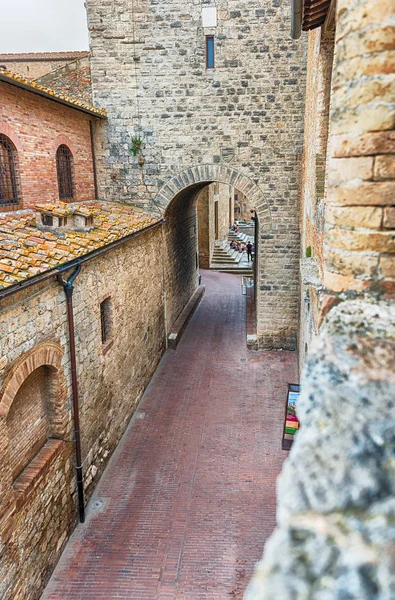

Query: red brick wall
[7,366,49,480]
[0,81,97,210]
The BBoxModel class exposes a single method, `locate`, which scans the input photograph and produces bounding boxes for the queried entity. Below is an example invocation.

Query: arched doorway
[156,166,268,342]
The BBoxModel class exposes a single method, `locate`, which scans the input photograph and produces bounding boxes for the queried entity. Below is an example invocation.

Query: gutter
[0,219,165,301]
[291,0,303,39]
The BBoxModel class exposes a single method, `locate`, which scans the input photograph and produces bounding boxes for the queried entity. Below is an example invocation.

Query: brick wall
[7,367,49,480]
[0,81,97,211]
[85,0,307,349]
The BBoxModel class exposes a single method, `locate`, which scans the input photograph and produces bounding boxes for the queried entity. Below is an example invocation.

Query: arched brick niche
[0,342,69,514]
[0,342,68,439]
[153,164,272,232]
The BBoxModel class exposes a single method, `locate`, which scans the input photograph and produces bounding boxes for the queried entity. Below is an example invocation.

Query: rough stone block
[325,205,382,228]
[327,156,373,182]
[380,253,395,277]
[327,181,395,205]
[374,154,395,180]
[331,130,395,158]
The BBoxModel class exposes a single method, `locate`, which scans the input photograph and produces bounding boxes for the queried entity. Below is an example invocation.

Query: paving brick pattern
[42,271,297,600]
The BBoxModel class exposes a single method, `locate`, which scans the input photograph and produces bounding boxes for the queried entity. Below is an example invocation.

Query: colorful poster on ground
[282,383,301,450]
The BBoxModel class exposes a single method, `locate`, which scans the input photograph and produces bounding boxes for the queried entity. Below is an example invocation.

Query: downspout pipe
[291,0,303,39]
[57,264,85,524]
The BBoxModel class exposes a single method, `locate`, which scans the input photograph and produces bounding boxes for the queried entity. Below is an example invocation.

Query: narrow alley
[42,271,297,600]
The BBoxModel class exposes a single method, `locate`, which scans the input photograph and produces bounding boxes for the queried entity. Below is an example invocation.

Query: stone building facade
[0,74,200,599]
[85,0,307,349]
[246,0,395,596]
[197,182,234,268]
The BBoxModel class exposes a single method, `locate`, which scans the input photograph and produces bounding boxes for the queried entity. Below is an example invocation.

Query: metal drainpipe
[291,0,303,39]
[57,264,85,523]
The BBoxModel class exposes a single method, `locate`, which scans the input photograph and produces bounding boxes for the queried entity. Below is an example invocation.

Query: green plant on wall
[305,246,312,258]
[129,135,144,156]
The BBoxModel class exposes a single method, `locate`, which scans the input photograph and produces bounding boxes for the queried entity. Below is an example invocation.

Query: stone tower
[86,0,307,349]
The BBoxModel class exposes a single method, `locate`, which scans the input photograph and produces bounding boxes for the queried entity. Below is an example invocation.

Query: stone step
[210,266,254,275]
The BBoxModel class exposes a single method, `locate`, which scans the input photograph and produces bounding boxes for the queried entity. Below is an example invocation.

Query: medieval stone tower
[86,0,307,349]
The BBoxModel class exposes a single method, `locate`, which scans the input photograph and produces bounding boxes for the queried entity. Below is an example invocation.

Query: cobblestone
[42,270,297,600]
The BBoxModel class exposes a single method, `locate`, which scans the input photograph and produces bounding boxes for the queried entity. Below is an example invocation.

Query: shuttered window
[56,145,74,200]
[0,134,19,206]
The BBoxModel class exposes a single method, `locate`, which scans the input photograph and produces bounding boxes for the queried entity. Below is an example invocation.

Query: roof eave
[0,73,107,120]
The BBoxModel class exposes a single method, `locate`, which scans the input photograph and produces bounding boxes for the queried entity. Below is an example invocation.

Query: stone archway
[152,164,272,233]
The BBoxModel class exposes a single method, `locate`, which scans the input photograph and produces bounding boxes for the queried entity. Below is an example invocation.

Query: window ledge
[13,439,65,508]
[0,204,23,213]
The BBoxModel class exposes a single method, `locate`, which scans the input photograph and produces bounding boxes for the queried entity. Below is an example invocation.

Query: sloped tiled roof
[0,70,106,118]
[0,201,161,289]
[0,51,89,62]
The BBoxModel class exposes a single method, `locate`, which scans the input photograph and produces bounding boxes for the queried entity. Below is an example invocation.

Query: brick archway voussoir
[156,164,272,230]
[0,342,64,418]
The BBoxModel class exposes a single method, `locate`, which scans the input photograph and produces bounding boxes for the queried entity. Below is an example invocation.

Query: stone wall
[85,0,307,349]
[245,0,395,596]
[0,81,98,211]
[0,225,169,599]
[197,182,233,268]
[298,25,335,369]
[163,187,200,329]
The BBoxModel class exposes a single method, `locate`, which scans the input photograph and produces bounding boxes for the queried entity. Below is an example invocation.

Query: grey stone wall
[86,0,307,348]
[245,299,395,599]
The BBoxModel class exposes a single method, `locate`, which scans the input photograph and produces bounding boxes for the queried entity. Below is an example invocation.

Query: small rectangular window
[206,36,215,69]
[42,214,53,226]
[100,298,112,344]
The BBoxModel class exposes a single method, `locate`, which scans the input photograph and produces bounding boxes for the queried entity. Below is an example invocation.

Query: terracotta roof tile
[0,201,161,290]
[0,70,106,118]
[0,51,89,62]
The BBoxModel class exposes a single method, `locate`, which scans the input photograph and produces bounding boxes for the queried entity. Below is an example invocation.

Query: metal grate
[0,134,19,206]
[56,144,74,200]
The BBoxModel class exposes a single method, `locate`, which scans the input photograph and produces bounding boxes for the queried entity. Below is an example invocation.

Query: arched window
[0,134,19,206]
[56,144,74,200]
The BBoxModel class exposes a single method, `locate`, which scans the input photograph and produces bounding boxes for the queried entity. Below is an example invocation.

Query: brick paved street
[42,271,297,600]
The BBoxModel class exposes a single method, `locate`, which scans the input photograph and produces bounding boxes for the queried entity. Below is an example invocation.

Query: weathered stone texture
[247,0,395,596]
[245,299,395,600]
[0,226,168,599]
[298,26,334,367]
[85,0,307,349]
[197,182,233,268]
